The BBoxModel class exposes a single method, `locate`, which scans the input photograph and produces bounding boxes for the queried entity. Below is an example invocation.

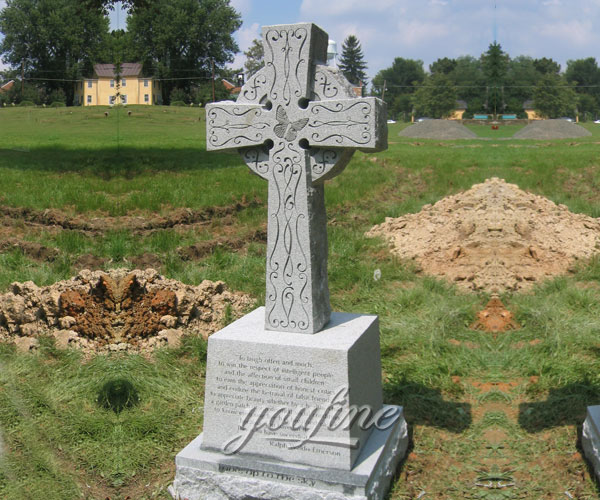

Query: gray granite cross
[206,23,387,334]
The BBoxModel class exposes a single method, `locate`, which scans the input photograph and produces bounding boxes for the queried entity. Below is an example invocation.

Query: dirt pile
[470,297,520,332]
[0,269,254,354]
[367,178,600,292]
[399,120,477,140]
[513,119,591,140]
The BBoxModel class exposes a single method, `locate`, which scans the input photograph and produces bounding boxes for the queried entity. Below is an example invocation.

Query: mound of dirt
[367,178,600,292]
[0,269,254,354]
[399,120,477,140]
[470,297,520,333]
[513,119,591,140]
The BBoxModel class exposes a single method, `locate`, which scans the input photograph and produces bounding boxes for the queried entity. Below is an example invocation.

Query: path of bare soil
[367,178,600,292]
[0,197,262,234]
[0,197,268,269]
[0,269,254,354]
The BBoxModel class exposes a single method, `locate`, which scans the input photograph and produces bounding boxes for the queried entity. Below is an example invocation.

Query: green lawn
[1,107,600,498]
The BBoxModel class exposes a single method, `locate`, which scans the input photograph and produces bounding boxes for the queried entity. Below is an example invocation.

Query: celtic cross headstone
[171,23,408,500]
[206,23,386,333]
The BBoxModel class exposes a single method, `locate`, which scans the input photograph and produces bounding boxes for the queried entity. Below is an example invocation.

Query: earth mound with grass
[0,268,254,354]
[513,119,591,140]
[399,119,478,140]
[367,178,600,292]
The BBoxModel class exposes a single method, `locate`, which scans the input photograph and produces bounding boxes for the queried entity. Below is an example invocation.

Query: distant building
[327,40,338,67]
[523,100,541,120]
[449,100,468,120]
[0,80,15,93]
[222,78,242,96]
[74,63,162,106]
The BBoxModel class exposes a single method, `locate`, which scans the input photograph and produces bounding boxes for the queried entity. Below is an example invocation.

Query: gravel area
[513,119,591,139]
[399,120,477,139]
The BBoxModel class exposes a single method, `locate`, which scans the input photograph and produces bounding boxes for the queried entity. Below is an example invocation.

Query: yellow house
[523,100,542,120]
[449,100,468,120]
[74,63,162,106]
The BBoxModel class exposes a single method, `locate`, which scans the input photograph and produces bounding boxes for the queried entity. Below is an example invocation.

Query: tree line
[2,2,599,118]
[372,43,600,121]
[244,34,600,121]
[0,0,241,106]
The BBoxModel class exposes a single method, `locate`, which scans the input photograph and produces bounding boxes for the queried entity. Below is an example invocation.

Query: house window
[109,96,115,105]
[87,95,92,104]
[144,94,149,103]
[87,80,92,88]
[110,79,115,88]
[144,79,149,87]
[121,95,127,104]
[122,79,126,87]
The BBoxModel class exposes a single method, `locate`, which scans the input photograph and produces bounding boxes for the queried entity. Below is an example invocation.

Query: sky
[2,0,600,80]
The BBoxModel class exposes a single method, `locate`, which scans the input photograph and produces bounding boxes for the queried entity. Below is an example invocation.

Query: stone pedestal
[582,406,600,481]
[170,308,408,499]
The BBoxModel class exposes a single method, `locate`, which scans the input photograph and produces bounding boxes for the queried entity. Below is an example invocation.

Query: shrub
[50,101,66,108]
[170,100,186,107]
[19,100,35,107]
[169,87,189,104]
[45,88,66,105]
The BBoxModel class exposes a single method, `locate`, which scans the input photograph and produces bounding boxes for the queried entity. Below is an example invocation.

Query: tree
[533,57,560,75]
[98,29,137,64]
[565,58,600,113]
[127,0,241,104]
[533,73,577,118]
[412,73,457,118]
[372,58,425,119]
[449,56,486,113]
[565,58,600,88]
[0,0,110,105]
[481,42,509,114]
[243,38,264,78]
[503,56,538,113]
[338,35,368,86]
[430,57,456,75]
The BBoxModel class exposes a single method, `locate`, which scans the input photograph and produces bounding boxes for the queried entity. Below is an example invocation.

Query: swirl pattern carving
[205,23,385,333]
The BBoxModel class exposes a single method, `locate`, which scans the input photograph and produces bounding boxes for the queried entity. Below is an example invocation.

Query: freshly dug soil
[0,269,255,354]
[367,178,600,292]
[0,197,261,234]
[399,120,477,140]
[513,119,591,140]
[470,297,520,332]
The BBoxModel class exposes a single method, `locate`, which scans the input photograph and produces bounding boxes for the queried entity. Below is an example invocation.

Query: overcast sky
[2,0,600,78]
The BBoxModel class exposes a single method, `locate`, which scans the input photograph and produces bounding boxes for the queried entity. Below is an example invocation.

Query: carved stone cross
[207,23,387,334]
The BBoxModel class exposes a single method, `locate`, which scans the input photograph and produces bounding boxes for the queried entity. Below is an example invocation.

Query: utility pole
[211,58,216,103]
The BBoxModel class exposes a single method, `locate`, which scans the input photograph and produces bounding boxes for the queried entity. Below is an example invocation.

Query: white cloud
[300,0,397,16]
[230,0,252,17]
[294,0,600,81]
[231,22,260,71]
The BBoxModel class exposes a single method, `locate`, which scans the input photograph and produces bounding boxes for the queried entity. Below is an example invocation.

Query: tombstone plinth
[582,406,600,482]
[170,22,407,500]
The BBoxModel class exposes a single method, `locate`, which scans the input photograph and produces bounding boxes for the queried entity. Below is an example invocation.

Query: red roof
[94,63,143,78]
[222,79,241,94]
[0,80,15,93]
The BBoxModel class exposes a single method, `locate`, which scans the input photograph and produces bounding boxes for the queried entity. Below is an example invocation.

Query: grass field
[1,106,600,499]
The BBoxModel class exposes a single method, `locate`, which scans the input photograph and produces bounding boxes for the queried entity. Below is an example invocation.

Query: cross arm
[301,97,387,152]
[206,102,272,151]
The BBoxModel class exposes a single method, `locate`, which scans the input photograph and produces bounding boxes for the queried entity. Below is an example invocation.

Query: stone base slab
[582,405,600,482]
[169,406,408,500]
[201,307,383,470]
